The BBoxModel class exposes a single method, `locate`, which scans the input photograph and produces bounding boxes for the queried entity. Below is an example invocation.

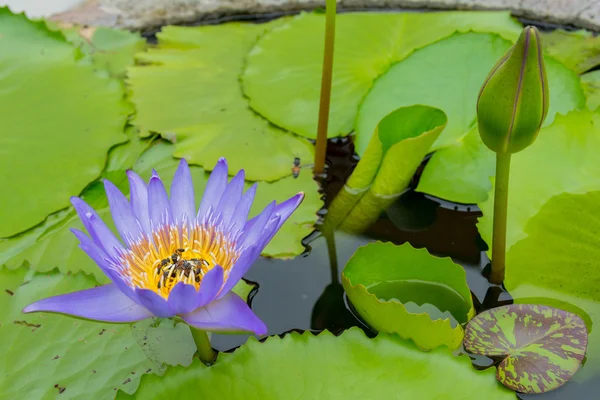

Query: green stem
[189,325,216,365]
[314,0,337,175]
[491,152,512,285]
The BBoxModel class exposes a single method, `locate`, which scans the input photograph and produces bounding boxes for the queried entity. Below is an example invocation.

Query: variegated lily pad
[464,304,588,394]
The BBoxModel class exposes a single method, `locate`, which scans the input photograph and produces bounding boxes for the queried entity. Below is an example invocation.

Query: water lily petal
[215,169,245,228]
[217,246,260,298]
[71,196,124,260]
[167,282,200,315]
[238,201,276,250]
[170,159,196,226]
[227,183,257,235]
[197,158,228,223]
[195,265,224,308]
[23,284,152,323]
[148,172,173,230]
[181,291,267,335]
[135,288,174,318]
[104,180,143,245]
[127,170,151,234]
[272,192,304,232]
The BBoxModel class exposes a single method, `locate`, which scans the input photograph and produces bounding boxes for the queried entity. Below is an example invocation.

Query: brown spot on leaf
[99,329,106,336]
[145,368,152,373]
[54,384,66,394]
[123,378,131,385]
[13,320,41,331]
[92,370,96,373]
[5,289,14,296]
[53,355,59,360]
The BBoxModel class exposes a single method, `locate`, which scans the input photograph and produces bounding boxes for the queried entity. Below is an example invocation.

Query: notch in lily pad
[464,304,588,394]
[342,242,474,350]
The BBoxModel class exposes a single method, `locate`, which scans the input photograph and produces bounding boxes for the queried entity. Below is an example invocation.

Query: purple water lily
[23,158,303,336]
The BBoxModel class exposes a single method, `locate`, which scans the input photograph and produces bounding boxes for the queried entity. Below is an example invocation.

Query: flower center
[120,223,239,298]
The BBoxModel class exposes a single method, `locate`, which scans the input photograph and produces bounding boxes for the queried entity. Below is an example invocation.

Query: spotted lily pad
[325,105,446,232]
[342,242,474,350]
[0,140,320,282]
[129,22,313,181]
[464,304,588,394]
[242,11,520,139]
[0,8,129,237]
[118,328,514,399]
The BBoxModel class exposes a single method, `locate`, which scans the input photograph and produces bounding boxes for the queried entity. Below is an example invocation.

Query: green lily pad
[464,304,588,394]
[242,11,520,139]
[504,191,600,384]
[0,140,320,281]
[342,242,474,350]
[356,33,513,155]
[478,109,600,254]
[119,328,514,399]
[128,22,314,181]
[581,70,600,111]
[0,8,129,238]
[0,266,194,399]
[542,29,600,74]
[325,105,446,232]
[416,56,585,204]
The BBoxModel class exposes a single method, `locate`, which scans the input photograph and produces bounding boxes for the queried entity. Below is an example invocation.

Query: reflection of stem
[189,325,216,365]
[491,152,511,284]
[323,226,339,283]
[314,0,337,175]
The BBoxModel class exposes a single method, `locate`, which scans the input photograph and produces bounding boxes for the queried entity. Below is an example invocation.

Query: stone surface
[49,0,600,31]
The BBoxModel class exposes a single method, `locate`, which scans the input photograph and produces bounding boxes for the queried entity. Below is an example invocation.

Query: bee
[292,157,301,178]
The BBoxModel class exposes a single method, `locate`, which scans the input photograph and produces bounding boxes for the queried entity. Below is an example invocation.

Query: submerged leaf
[325,105,446,232]
[542,29,600,74]
[342,242,474,350]
[464,304,588,394]
[0,8,129,237]
[242,11,520,139]
[581,70,600,111]
[118,328,514,399]
[129,22,313,181]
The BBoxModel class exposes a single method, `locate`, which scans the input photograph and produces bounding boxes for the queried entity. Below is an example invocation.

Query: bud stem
[189,325,216,365]
[491,152,512,284]
[314,0,336,175]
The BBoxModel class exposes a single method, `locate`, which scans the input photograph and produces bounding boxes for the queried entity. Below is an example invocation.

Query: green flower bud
[477,26,549,154]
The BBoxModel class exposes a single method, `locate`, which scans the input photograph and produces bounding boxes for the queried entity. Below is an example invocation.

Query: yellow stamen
[121,223,239,298]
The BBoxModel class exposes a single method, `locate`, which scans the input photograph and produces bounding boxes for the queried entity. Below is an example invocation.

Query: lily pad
[504,191,600,384]
[478,109,600,254]
[356,32,512,155]
[342,242,474,350]
[581,70,600,111]
[0,140,320,281]
[325,105,446,232]
[542,29,600,74]
[0,266,194,399]
[119,328,514,399]
[416,57,584,204]
[129,22,313,181]
[242,11,520,139]
[464,304,588,394]
[0,8,129,238]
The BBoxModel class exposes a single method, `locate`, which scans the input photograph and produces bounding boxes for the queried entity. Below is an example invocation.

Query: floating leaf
[119,328,514,399]
[129,22,313,181]
[416,56,584,203]
[581,70,600,111]
[342,242,474,350]
[542,29,600,74]
[242,11,520,139]
[0,8,129,237]
[325,105,446,232]
[504,191,600,384]
[0,140,320,281]
[464,304,588,394]
[478,109,600,254]
[355,33,511,155]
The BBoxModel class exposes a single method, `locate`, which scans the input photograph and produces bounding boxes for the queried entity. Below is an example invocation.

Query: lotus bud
[477,26,549,154]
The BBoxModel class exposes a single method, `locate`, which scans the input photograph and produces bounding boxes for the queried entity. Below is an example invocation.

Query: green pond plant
[477,26,549,284]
